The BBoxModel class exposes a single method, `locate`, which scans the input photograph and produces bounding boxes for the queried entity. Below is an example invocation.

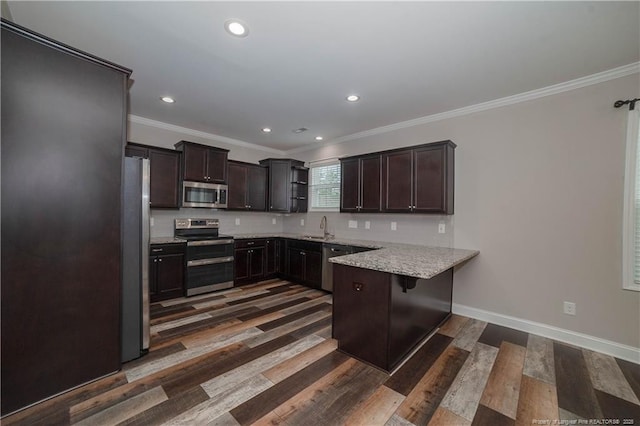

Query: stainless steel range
[175,218,234,296]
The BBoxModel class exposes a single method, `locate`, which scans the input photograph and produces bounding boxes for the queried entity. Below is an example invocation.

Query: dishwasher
[322,243,372,292]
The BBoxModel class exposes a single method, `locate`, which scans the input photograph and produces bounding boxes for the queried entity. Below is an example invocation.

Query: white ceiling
[7,1,640,152]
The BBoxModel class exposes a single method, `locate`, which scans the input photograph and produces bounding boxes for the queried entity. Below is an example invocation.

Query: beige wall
[128,74,640,348]
[293,74,640,348]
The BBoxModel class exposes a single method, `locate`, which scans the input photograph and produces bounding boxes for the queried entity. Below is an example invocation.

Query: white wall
[290,74,640,349]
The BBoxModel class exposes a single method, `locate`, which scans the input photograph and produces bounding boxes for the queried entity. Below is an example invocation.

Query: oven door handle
[187,239,234,247]
[187,256,234,267]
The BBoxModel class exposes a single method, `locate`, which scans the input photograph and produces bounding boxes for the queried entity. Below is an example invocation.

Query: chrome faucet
[320,215,333,240]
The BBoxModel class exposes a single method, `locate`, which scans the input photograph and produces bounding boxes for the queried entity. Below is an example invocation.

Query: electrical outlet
[235,218,240,226]
[272,218,277,225]
[391,222,397,231]
[348,220,358,229]
[300,218,305,226]
[563,301,576,316]
[365,221,371,230]
[438,223,446,234]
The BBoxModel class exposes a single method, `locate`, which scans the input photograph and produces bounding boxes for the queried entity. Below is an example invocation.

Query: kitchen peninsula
[330,244,478,372]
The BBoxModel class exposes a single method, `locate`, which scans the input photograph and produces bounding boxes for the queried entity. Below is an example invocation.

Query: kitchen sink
[302,235,330,241]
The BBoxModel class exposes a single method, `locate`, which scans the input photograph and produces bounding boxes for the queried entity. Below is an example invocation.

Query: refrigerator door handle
[141,158,150,351]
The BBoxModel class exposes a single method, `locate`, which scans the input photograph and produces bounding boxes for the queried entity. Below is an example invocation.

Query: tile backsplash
[150,209,285,237]
[282,212,454,247]
[150,209,453,247]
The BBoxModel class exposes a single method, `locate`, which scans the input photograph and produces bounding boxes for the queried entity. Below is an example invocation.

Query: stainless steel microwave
[182,181,228,208]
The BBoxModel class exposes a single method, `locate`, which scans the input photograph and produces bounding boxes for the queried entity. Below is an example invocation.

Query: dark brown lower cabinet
[234,240,266,286]
[332,264,453,372]
[285,240,322,289]
[265,239,279,277]
[150,244,185,302]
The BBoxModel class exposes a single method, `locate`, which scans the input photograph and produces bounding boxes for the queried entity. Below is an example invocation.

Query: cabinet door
[234,248,251,283]
[360,155,382,212]
[227,162,248,210]
[249,247,265,281]
[413,146,445,213]
[206,149,228,183]
[340,158,360,212]
[287,248,305,282]
[268,160,290,212]
[382,150,413,212]
[126,144,149,158]
[182,144,208,182]
[304,250,322,289]
[247,165,267,211]
[154,253,184,301]
[265,239,277,276]
[149,257,158,299]
[149,149,180,209]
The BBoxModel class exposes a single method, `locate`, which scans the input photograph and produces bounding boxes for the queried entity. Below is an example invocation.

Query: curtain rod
[614,98,640,110]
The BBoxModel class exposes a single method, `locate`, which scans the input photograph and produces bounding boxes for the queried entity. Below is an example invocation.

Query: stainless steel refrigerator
[122,157,151,362]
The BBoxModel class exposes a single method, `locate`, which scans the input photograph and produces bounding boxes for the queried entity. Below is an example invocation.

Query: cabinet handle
[158,258,162,262]
[247,242,254,245]
[153,259,158,263]
[300,251,305,255]
[151,248,163,253]
[353,282,364,291]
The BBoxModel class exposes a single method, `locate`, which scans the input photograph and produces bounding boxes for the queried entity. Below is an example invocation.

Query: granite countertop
[329,245,479,280]
[230,232,479,279]
[150,237,186,245]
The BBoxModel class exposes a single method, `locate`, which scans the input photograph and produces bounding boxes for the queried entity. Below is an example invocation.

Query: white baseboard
[452,303,640,364]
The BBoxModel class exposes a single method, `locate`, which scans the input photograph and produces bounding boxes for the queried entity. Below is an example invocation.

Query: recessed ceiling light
[262,128,272,133]
[161,96,175,103]
[346,95,360,102]
[225,19,249,37]
[315,136,324,141]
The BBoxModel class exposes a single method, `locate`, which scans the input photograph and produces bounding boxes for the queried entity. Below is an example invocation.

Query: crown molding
[128,115,286,156]
[286,62,640,156]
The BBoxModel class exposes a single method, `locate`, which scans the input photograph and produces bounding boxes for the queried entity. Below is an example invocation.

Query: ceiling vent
[292,128,308,134]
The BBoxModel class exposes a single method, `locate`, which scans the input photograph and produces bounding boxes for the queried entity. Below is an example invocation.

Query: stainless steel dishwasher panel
[322,244,354,292]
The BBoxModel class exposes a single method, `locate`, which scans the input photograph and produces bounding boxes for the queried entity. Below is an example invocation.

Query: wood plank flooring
[4,279,639,425]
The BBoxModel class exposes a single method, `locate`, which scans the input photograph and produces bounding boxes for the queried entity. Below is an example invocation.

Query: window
[310,161,341,211]
[623,109,640,291]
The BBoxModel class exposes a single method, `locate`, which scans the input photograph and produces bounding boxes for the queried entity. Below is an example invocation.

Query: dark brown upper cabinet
[340,154,381,213]
[175,140,229,184]
[125,143,181,209]
[227,160,267,211]
[259,158,308,213]
[382,141,455,214]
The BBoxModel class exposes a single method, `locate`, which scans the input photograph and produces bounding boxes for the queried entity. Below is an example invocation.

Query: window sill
[623,282,640,292]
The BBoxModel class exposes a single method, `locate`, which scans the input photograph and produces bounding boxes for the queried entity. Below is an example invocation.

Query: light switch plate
[438,223,446,234]
[391,222,397,231]
[235,218,240,226]
[150,217,154,227]
[365,221,371,230]
[300,218,305,226]
[272,218,277,225]
[348,220,358,229]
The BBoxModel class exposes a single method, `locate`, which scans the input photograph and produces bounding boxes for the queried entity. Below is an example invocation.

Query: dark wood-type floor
[4,279,640,425]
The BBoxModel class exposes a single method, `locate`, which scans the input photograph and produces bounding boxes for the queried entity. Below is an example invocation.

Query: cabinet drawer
[235,239,267,249]
[150,243,185,256]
